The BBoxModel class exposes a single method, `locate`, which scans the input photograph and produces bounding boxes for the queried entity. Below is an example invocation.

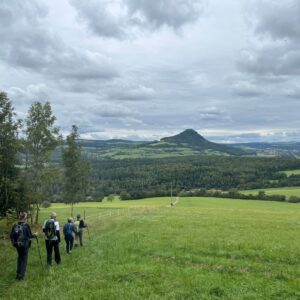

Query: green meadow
[280,169,300,177]
[241,187,300,198]
[1,198,300,299]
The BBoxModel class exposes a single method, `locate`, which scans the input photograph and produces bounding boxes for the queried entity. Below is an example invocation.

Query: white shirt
[42,219,60,240]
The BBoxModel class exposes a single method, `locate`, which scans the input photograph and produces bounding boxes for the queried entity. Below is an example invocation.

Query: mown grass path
[1,198,300,299]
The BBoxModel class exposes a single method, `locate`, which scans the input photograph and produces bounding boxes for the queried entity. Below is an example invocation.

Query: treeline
[0,92,89,222]
[89,155,300,200]
[178,189,300,203]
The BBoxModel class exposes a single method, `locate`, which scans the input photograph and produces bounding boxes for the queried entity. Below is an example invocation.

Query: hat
[19,212,27,220]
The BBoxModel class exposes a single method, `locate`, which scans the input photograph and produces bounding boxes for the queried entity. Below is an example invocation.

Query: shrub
[288,196,300,203]
[41,201,51,208]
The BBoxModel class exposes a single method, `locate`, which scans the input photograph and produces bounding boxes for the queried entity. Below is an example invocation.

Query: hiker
[42,212,61,265]
[10,212,38,280]
[63,217,75,254]
[74,214,87,247]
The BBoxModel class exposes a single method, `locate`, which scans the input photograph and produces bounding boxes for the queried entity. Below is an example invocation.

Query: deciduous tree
[62,125,90,216]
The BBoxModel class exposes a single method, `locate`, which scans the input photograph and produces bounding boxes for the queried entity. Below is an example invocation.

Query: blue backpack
[64,223,73,238]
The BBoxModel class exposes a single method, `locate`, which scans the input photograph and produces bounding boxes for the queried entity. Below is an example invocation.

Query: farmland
[1,197,300,299]
[241,186,300,198]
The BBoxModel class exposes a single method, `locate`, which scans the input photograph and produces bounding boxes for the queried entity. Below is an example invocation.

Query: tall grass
[1,197,300,299]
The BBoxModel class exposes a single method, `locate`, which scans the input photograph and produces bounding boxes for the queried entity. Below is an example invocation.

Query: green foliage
[41,201,51,208]
[89,156,300,199]
[24,101,61,223]
[107,194,115,202]
[0,92,21,217]
[62,125,90,214]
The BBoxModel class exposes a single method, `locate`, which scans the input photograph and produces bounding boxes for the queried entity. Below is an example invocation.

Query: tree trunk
[71,202,74,218]
[35,202,40,224]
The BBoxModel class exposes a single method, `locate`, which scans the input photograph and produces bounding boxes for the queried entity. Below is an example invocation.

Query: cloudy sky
[1,0,300,142]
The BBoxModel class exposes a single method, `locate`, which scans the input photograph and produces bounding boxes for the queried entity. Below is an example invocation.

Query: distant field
[241,186,300,197]
[1,198,300,299]
[82,146,225,159]
[280,169,300,177]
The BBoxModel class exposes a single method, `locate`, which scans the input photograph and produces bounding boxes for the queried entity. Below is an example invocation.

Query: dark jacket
[10,222,34,248]
[63,223,75,239]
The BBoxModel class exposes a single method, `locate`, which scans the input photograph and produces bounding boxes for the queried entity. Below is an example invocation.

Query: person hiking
[63,217,75,254]
[42,212,61,265]
[74,214,87,247]
[10,212,38,280]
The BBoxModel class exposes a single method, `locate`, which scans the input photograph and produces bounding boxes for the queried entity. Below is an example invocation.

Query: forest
[88,155,300,200]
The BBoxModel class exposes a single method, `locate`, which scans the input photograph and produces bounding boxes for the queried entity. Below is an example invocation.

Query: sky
[1,0,300,143]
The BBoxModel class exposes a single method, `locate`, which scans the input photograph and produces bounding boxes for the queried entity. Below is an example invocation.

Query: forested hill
[73,129,251,159]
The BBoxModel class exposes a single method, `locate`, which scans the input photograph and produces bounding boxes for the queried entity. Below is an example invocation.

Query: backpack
[64,223,74,238]
[44,219,56,239]
[73,221,80,234]
[12,223,28,247]
[79,219,86,229]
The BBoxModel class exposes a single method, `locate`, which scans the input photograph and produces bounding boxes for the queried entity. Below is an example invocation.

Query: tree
[62,125,90,216]
[25,102,60,223]
[0,92,21,217]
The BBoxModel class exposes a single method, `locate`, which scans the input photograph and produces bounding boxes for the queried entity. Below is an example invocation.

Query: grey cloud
[0,1,59,70]
[70,0,205,39]
[283,86,300,99]
[69,0,127,38]
[196,106,232,122]
[53,50,118,81]
[238,45,300,77]
[251,0,300,42]
[126,0,204,30]
[107,83,156,101]
[232,81,263,97]
[90,103,134,118]
[0,1,119,83]
[239,1,300,78]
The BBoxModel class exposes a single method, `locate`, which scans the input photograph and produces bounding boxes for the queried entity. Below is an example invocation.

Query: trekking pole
[35,237,44,268]
[84,211,91,241]
[86,225,91,240]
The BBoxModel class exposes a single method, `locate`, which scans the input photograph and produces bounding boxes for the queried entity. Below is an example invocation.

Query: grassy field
[1,198,300,299]
[280,169,300,177]
[241,186,300,198]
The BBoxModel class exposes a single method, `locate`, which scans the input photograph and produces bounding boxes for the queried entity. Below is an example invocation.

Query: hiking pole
[35,237,44,268]
[84,210,91,241]
[86,225,91,241]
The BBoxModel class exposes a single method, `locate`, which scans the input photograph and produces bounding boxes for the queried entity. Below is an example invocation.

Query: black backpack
[12,223,28,247]
[44,219,56,239]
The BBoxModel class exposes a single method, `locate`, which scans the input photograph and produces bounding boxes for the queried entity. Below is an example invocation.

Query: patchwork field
[1,198,300,299]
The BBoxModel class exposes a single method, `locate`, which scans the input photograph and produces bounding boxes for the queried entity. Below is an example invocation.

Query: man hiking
[74,214,87,247]
[42,212,61,265]
[10,212,38,280]
[63,217,75,254]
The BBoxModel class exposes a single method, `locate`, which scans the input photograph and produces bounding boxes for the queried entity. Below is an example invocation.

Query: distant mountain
[70,129,252,159]
[152,129,249,156]
[161,129,207,145]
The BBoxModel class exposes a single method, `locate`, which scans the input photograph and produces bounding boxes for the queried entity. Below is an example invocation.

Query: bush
[41,201,51,208]
[288,196,300,203]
